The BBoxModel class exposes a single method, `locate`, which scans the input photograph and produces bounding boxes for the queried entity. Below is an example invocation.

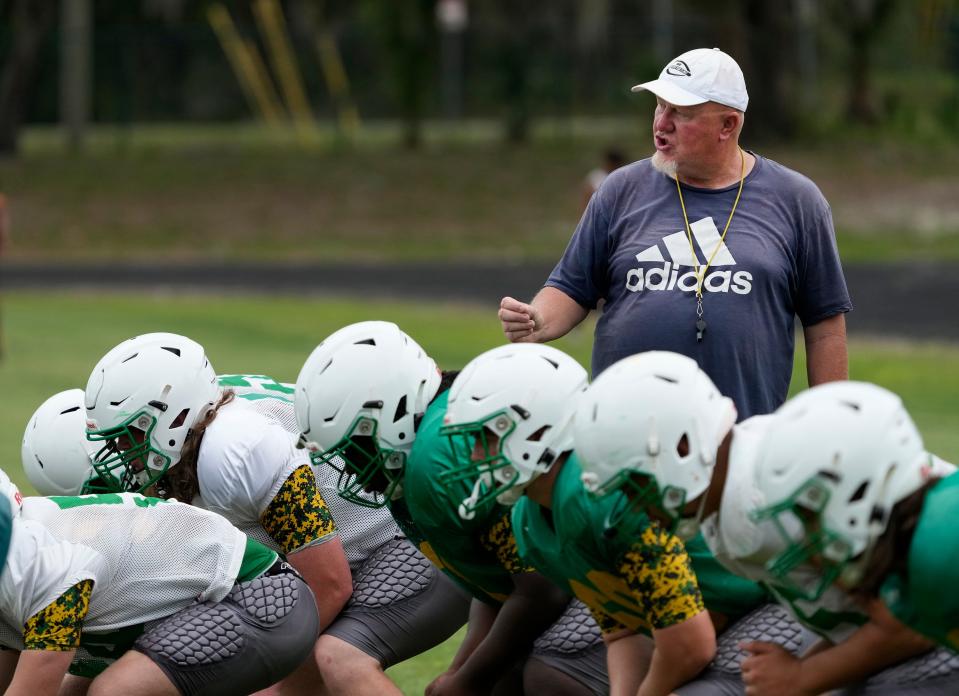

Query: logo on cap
[666,60,692,77]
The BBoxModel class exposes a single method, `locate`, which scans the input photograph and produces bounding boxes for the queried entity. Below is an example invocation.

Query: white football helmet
[750,381,932,600]
[85,333,220,492]
[22,389,103,495]
[575,351,737,539]
[295,321,440,507]
[440,343,588,519]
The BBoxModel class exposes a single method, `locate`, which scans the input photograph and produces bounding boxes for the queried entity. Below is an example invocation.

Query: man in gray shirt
[499,47,851,418]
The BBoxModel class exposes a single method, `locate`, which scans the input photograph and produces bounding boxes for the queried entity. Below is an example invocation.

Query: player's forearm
[454,574,569,689]
[531,287,589,342]
[637,613,715,696]
[6,649,74,696]
[797,621,933,693]
[447,599,498,672]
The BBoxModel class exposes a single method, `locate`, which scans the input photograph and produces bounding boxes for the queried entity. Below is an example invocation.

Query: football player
[0,468,317,696]
[81,333,463,696]
[296,322,608,696]
[576,357,959,695]
[444,345,790,696]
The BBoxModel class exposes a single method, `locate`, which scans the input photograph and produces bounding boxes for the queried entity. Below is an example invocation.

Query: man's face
[469,427,501,463]
[651,98,731,176]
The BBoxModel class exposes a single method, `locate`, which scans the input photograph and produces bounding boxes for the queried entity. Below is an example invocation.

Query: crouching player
[578,356,959,695]
[442,346,791,696]
[0,468,318,696]
[296,322,607,695]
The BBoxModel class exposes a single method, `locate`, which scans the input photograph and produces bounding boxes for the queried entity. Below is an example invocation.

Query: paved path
[2,261,957,342]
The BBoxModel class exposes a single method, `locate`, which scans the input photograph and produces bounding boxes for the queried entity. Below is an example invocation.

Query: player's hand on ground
[740,641,809,696]
[499,296,541,343]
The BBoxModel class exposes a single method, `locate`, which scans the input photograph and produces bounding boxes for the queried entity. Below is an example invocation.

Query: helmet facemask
[584,468,693,538]
[304,414,406,509]
[440,410,527,519]
[749,476,855,601]
[87,410,172,493]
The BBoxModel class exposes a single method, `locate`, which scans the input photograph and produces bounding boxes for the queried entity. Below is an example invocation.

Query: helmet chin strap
[675,491,709,541]
[458,476,485,521]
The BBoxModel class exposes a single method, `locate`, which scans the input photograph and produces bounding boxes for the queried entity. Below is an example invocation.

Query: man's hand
[740,641,809,696]
[499,296,542,343]
[426,670,489,696]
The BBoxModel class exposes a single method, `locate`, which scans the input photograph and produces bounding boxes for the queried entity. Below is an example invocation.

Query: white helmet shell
[295,321,440,506]
[85,332,219,490]
[442,343,588,513]
[753,381,930,582]
[575,351,736,533]
[0,468,23,516]
[22,389,98,496]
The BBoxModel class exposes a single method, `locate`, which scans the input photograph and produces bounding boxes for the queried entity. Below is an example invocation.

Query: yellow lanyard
[674,148,746,341]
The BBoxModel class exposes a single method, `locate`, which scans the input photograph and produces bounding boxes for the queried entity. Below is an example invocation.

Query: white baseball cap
[632,47,748,112]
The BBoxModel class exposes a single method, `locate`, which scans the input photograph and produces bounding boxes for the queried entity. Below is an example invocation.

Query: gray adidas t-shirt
[547,154,852,419]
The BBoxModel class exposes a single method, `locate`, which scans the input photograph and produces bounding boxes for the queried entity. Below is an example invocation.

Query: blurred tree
[361,0,435,148]
[0,0,57,154]
[830,0,900,124]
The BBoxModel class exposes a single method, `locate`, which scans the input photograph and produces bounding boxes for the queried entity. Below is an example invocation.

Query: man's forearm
[530,287,590,342]
[804,313,848,386]
[448,599,498,672]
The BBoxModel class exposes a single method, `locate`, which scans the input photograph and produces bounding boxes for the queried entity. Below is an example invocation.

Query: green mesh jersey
[881,471,959,651]
[403,391,529,605]
[513,454,768,635]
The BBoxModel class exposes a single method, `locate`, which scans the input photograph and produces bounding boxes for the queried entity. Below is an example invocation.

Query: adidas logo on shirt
[625,217,753,295]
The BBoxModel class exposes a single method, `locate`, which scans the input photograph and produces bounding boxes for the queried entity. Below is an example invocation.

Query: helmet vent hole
[160,347,181,357]
[676,433,690,458]
[511,404,531,420]
[541,357,560,369]
[523,453,530,460]
[398,432,406,440]
[168,439,176,447]
[839,400,861,412]
[848,481,869,503]
[354,338,376,346]
[527,425,549,442]
[170,408,190,429]
[121,353,139,363]
[35,456,44,469]
[319,359,334,375]
[654,373,678,384]
[59,406,81,415]
[110,397,129,406]
[323,406,341,424]
[393,395,408,423]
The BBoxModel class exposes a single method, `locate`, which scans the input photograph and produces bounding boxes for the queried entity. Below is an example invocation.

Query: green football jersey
[403,391,530,605]
[513,454,768,635]
[881,471,959,651]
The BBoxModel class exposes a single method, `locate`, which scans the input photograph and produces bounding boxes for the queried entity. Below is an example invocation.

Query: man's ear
[718,111,742,142]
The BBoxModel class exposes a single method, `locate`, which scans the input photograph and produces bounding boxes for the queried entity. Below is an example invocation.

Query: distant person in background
[582,148,628,212]
[499,47,852,419]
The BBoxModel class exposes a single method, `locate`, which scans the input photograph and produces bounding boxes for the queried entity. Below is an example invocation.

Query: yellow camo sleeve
[585,602,629,636]
[617,525,705,631]
[260,464,337,554]
[478,511,535,575]
[23,579,94,651]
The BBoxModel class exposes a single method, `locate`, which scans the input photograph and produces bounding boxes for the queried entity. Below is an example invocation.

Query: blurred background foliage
[1,0,958,154]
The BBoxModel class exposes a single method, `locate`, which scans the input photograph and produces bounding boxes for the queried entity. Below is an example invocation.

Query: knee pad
[867,647,959,685]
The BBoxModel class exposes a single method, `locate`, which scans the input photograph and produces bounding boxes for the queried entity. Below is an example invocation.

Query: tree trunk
[0,0,58,155]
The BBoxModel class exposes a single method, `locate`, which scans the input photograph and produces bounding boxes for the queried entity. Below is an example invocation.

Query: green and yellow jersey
[403,391,530,604]
[512,454,768,635]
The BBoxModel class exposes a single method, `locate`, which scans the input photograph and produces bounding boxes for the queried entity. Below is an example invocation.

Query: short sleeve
[545,190,611,310]
[616,526,705,631]
[478,512,534,575]
[259,464,338,554]
[23,579,94,651]
[795,194,853,326]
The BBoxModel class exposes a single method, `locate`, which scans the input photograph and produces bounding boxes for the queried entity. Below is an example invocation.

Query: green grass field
[2,122,958,264]
[2,290,958,693]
